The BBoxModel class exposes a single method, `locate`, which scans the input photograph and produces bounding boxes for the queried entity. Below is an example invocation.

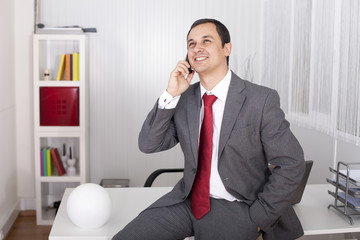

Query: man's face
[187,23,231,75]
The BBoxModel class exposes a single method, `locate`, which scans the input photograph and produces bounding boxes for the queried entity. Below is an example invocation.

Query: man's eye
[188,43,195,47]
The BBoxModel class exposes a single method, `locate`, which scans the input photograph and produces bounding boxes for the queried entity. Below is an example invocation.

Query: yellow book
[57,54,66,80]
[46,148,52,176]
[73,53,79,81]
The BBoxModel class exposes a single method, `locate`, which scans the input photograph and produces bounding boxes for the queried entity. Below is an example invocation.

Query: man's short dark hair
[187,18,231,65]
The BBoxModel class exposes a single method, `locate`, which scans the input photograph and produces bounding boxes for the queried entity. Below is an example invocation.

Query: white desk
[293,184,360,236]
[49,187,172,240]
[49,184,360,239]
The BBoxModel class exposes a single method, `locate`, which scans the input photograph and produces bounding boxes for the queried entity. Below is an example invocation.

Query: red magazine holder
[40,87,79,126]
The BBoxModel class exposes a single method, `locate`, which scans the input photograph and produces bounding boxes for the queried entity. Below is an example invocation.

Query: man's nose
[194,45,204,53]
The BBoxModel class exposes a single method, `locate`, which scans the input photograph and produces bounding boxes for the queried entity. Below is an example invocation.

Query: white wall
[292,123,360,185]
[291,124,336,184]
[14,0,36,210]
[0,0,18,235]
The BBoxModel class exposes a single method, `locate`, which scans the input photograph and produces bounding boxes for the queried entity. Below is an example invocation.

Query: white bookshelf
[33,34,89,225]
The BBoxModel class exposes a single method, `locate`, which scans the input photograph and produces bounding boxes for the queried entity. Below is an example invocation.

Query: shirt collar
[200,69,232,102]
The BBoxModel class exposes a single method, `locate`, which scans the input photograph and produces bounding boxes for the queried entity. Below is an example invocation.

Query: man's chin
[193,66,207,74]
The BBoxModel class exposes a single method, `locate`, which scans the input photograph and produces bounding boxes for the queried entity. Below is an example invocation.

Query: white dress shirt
[158,69,238,201]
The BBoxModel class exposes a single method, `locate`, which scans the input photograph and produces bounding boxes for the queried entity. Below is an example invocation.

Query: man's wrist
[158,90,180,109]
[166,88,177,98]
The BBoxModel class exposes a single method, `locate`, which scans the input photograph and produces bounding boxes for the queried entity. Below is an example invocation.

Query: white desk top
[49,187,172,240]
[293,184,360,235]
[49,184,360,239]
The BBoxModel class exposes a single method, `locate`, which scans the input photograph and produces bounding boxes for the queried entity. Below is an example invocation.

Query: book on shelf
[70,54,73,81]
[46,148,52,176]
[73,53,79,81]
[50,148,66,176]
[65,54,71,81]
[42,148,47,176]
[56,55,66,80]
[40,149,44,176]
[56,53,80,81]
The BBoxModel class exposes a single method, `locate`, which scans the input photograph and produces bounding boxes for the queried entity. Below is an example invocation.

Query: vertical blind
[260,0,360,146]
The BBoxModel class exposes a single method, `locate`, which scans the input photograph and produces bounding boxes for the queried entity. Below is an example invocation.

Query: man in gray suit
[113,18,305,240]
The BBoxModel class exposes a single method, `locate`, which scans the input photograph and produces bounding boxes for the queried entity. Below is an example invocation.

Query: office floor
[4,211,51,240]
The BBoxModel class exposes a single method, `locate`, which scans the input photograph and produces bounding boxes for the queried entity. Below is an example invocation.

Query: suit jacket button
[192,168,197,174]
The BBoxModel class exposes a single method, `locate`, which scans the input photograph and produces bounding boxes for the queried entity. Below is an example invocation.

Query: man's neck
[199,67,229,91]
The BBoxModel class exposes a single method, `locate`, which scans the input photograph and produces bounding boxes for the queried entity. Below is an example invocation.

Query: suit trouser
[112,197,261,240]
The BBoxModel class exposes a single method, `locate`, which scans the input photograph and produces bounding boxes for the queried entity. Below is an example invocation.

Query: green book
[43,148,47,176]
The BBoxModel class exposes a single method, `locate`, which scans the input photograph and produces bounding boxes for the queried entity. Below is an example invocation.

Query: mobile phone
[185,54,193,74]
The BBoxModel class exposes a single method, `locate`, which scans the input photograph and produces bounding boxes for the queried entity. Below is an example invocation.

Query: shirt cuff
[158,90,180,109]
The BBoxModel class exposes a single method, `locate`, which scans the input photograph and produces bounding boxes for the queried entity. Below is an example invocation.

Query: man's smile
[194,56,208,61]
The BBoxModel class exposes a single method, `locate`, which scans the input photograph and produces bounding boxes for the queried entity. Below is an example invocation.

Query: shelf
[37,126,81,133]
[39,207,55,225]
[329,167,360,187]
[40,175,82,182]
[33,34,88,225]
[328,191,360,210]
[328,162,360,225]
[326,178,360,198]
[38,137,81,178]
[37,81,80,87]
[34,34,86,41]
[38,131,81,137]
[34,35,86,83]
[39,181,81,223]
[41,207,57,222]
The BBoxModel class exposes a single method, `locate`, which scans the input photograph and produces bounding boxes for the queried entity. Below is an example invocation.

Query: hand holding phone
[166,57,194,97]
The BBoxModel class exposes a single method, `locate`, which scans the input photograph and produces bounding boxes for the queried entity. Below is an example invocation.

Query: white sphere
[67,183,112,228]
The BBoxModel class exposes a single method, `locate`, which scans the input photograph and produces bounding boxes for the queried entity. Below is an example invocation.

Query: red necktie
[191,94,217,220]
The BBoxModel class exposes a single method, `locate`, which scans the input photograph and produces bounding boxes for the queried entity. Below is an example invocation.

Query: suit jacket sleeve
[249,90,305,232]
[138,101,179,153]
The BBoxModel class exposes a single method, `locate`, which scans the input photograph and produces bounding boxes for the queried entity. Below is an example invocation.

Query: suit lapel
[218,72,246,157]
[187,83,201,164]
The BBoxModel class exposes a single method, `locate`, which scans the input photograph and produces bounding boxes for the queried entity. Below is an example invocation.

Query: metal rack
[328,161,360,225]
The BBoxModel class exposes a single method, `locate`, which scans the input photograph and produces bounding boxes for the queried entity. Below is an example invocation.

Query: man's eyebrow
[202,35,214,40]
[187,35,215,43]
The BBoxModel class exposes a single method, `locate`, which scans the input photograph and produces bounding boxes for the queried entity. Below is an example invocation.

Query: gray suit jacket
[139,72,305,239]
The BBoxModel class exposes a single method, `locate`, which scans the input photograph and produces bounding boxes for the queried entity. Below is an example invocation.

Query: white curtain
[260,0,360,146]
[337,0,360,145]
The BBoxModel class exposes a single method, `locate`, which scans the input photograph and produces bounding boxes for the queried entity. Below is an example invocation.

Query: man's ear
[224,42,232,56]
